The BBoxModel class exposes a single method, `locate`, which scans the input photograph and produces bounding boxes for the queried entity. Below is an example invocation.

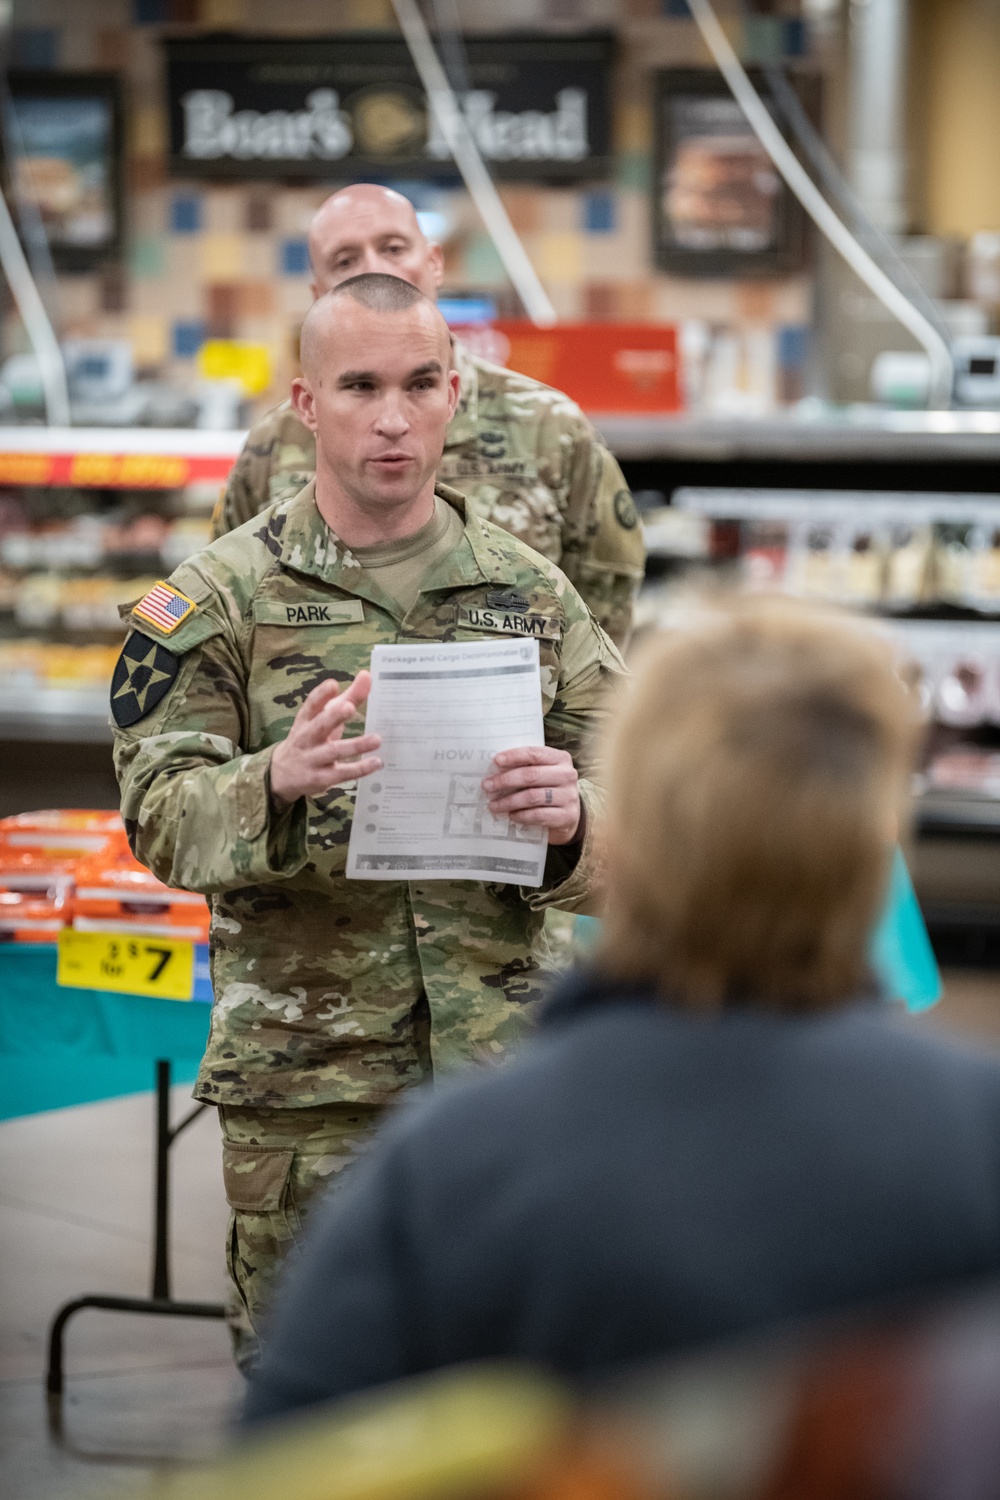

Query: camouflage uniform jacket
[214,340,645,647]
[113,482,624,1110]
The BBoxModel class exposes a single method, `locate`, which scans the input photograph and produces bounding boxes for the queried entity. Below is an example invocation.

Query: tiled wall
[8,0,813,414]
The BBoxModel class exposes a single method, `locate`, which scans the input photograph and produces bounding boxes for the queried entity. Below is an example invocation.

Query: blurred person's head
[291,274,458,532]
[598,595,921,1012]
[308,185,444,299]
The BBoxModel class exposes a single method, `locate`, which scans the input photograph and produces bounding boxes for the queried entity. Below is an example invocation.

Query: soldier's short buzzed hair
[300,273,441,376]
[331,273,428,312]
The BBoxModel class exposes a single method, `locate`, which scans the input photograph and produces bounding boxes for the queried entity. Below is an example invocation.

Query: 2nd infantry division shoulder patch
[110,632,180,728]
[133,581,196,635]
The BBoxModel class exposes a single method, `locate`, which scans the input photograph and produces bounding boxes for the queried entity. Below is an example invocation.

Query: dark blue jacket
[245,971,1000,1423]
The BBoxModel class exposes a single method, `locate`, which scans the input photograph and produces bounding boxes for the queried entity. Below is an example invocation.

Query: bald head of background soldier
[215,185,646,647]
[307,184,444,300]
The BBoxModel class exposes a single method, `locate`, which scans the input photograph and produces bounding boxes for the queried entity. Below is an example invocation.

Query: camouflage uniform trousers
[220,1100,385,1368]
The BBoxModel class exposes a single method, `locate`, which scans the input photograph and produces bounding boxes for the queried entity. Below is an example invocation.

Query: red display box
[457,322,682,415]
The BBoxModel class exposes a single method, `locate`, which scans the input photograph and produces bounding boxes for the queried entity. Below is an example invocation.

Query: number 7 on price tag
[57,930,195,1001]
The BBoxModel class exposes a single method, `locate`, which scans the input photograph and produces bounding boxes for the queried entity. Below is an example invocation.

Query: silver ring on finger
[545,787,553,806]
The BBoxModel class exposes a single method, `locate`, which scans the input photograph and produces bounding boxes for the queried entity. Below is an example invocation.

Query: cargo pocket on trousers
[222,1142,298,1327]
[222,1141,295,1211]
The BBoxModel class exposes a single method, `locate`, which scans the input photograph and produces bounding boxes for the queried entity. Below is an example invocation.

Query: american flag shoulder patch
[133,581,197,635]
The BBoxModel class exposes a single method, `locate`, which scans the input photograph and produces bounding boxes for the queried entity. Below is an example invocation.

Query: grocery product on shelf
[935,651,999,728]
[784,522,841,600]
[8,574,159,633]
[671,488,1000,618]
[59,576,154,633]
[927,749,1000,797]
[871,623,1000,730]
[0,639,122,689]
[0,809,209,943]
[72,843,210,941]
[0,810,126,943]
[931,521,1000,613]
[0,512,212,573]
[843,522,887,606]
[0,878,73,941]
[0,808,126,854]
[640,505,711,561]
[964,527,1000,613]
[12,573,63,629]
[776,520,992,611]
[884,524,934,608]
[934,522,978,607]
[161,517,214,571]
[741,519,788,589]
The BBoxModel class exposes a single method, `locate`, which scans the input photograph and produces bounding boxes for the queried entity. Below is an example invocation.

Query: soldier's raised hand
[270,670,381,808]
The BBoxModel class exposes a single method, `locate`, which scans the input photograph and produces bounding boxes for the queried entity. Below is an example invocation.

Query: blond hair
[598,595,921,1011]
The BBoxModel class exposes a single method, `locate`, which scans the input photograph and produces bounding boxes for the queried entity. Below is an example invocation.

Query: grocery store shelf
[916,789,1000,836]
[0,688,111,742]
[879,619,1000,649]
[0,426,247,453]
[594,408,1000,463]
[0,427,246,488]
[672,487,1000,522]
[7,412,1000,482]
[920,901,1000,930]
[11,412,1000,480]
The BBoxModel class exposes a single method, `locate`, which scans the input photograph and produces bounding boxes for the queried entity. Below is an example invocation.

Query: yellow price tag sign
[57,930,195,1002]
[197,339,272,396]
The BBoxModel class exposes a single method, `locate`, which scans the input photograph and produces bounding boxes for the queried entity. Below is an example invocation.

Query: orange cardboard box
[0,874,73,942]
[457,322,682,414]
[0,810,127,942]
[0,809,126,859]
[71,844,209,942]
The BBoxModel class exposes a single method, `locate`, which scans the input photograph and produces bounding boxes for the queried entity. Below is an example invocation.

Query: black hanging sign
[164,33,613,182]
[4,71,124,271]
[653,68,815,278]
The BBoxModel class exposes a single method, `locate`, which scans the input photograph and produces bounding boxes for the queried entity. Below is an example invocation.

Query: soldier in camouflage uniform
[112,277,623,1352]
[214,183,645,649]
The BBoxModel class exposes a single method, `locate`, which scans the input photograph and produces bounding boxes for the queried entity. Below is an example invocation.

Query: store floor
[0,1086,237,1500]
[3,972,1000,1500]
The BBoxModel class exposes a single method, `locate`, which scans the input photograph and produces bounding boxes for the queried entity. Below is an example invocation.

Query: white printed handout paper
[346,638,547,886]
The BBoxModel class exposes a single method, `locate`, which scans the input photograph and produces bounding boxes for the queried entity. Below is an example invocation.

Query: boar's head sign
[166,33,613,181]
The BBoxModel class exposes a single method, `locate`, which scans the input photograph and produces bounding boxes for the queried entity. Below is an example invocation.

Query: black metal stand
[46,1058,227,1399]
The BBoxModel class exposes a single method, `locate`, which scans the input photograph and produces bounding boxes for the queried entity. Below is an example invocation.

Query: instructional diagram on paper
[346,638,547,886]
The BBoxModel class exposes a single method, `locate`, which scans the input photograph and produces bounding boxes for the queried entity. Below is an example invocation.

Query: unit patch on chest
[459,605,560,640]
[253,599,365,627]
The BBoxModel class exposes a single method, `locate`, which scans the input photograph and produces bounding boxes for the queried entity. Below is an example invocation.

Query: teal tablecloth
[0,945,211,1121]
[870,848,942,1012]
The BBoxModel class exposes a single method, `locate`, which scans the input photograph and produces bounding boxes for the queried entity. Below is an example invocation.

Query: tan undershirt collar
[349,495,465,618]
[350,495,452,569]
